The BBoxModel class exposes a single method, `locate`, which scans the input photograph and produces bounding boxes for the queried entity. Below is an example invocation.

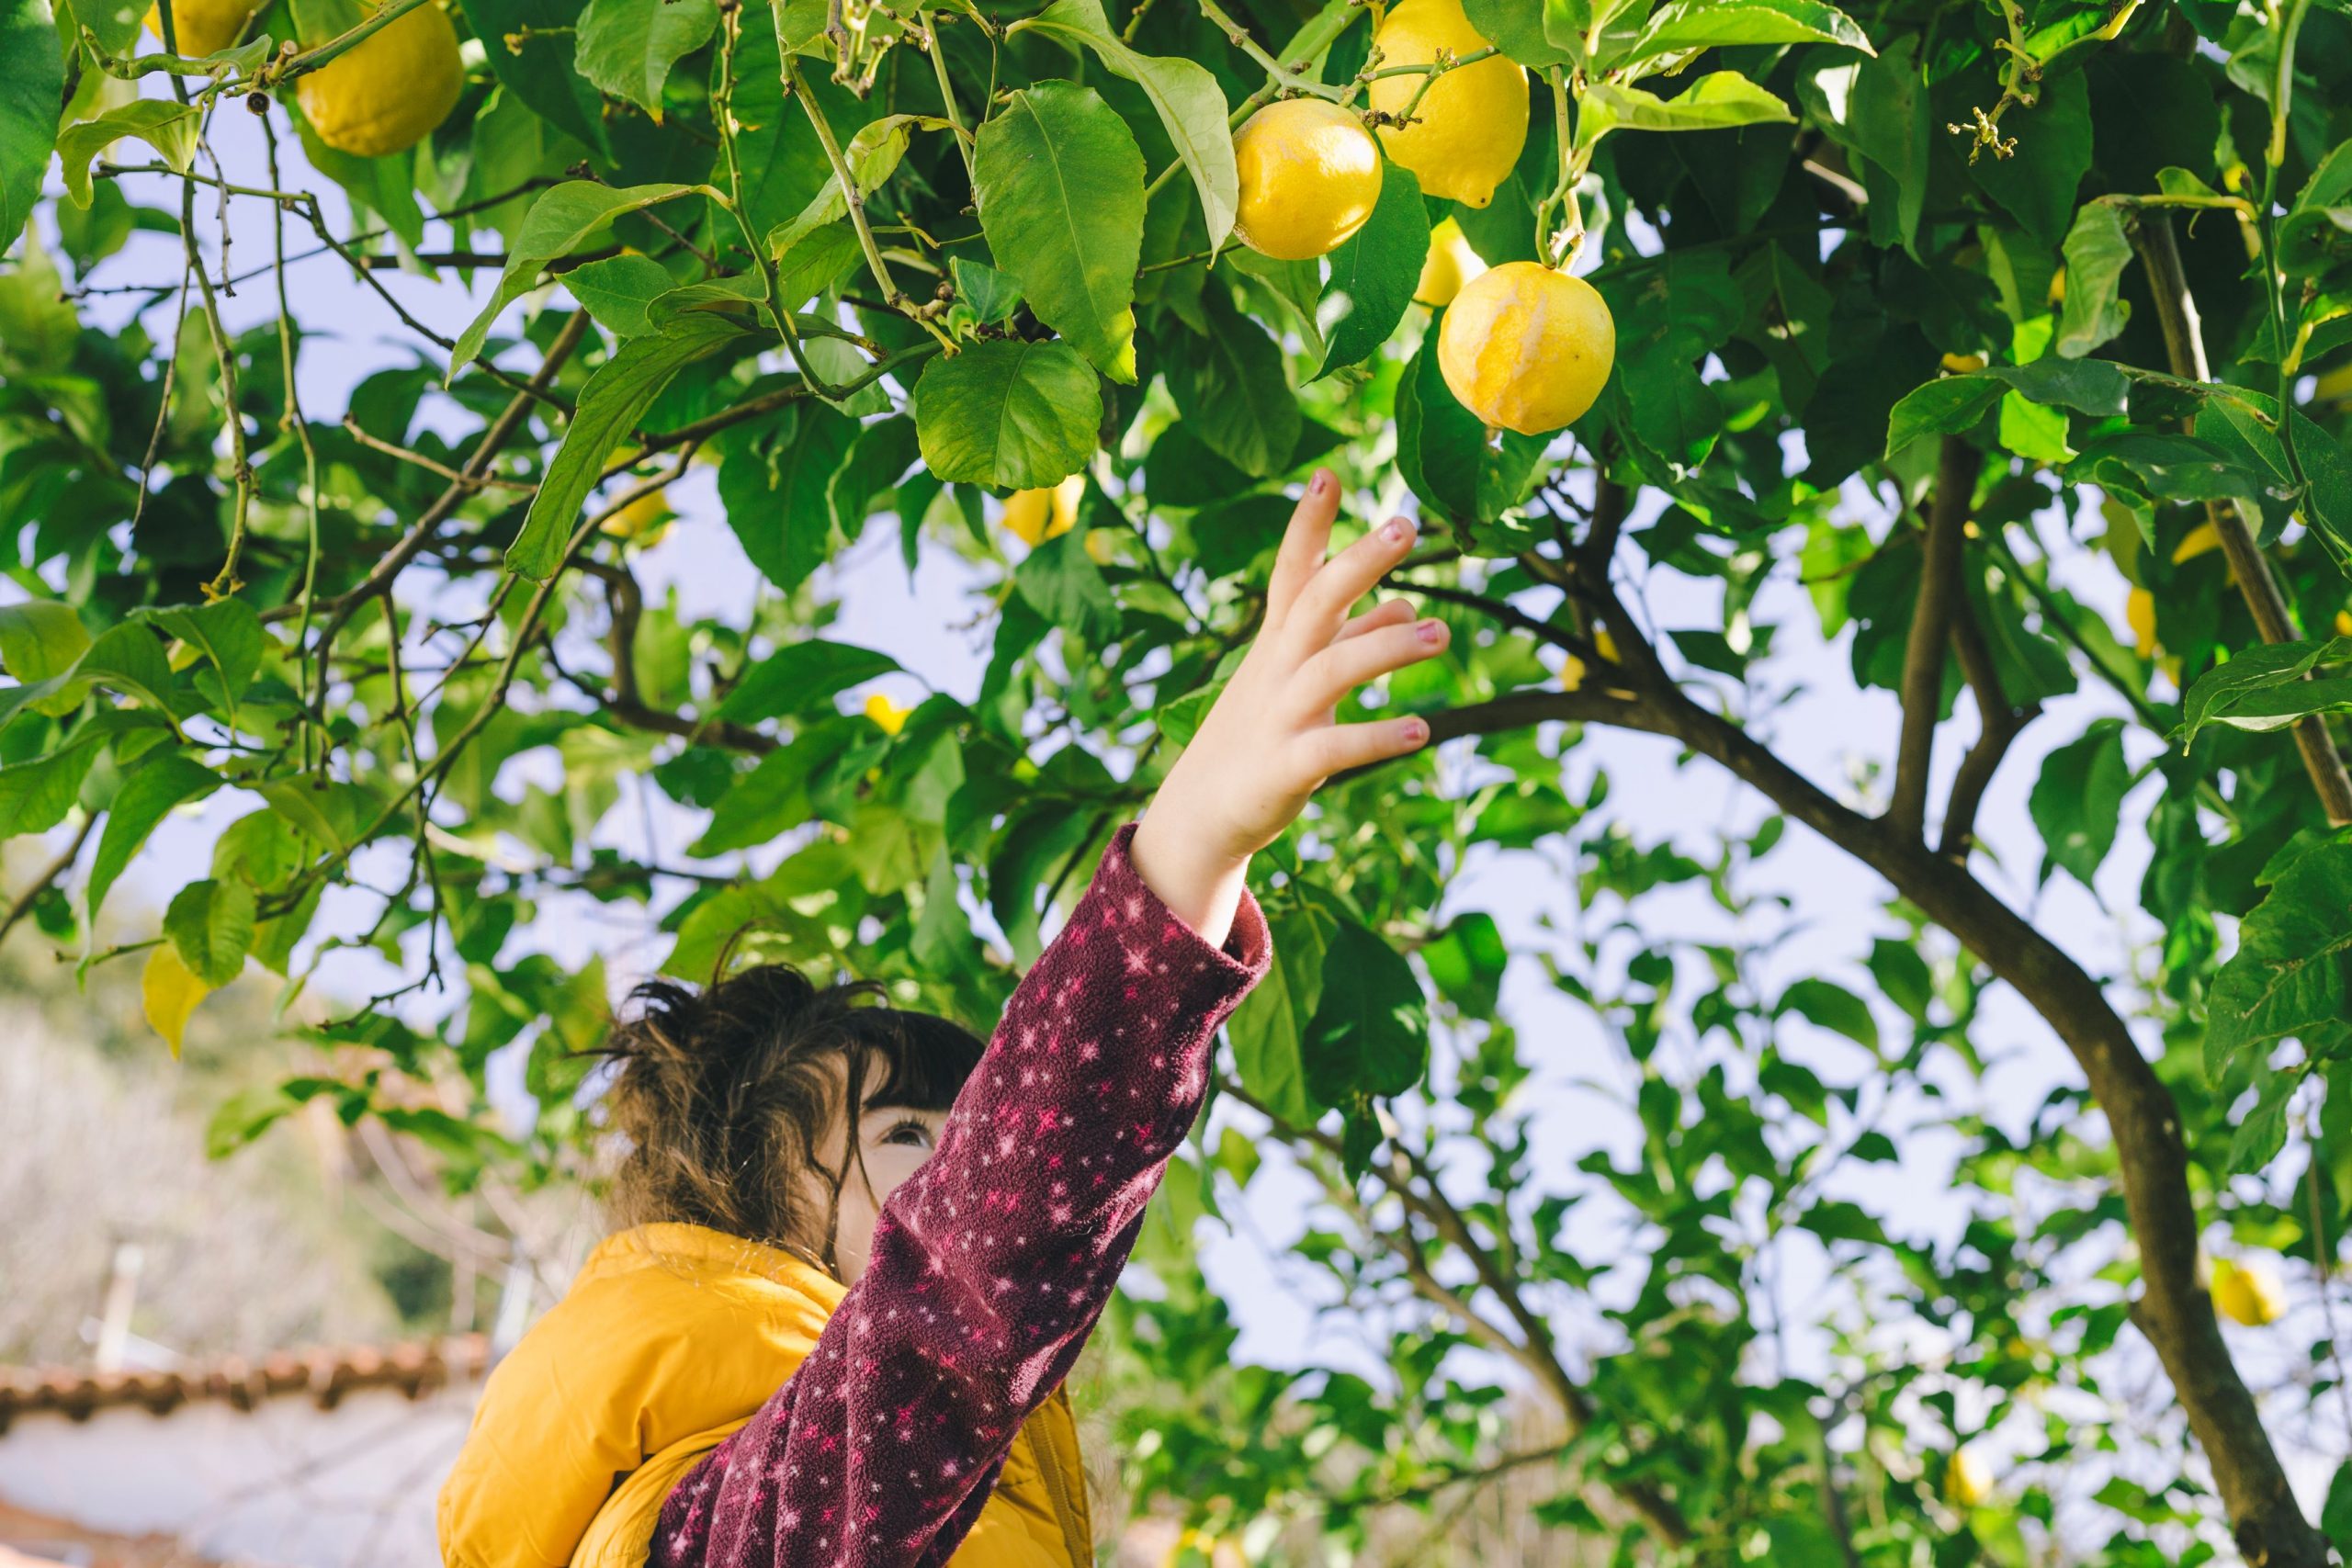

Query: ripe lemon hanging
[1414,216,1486,307]
[2125,587,2157,659]
[143,0,256,56]
[297,0,464,159]
[1365,0,1527,209]
[865,693,913,735]
[2211,1257,2285,1327]
[1001,475,1084,547]
[1232,99,1384,261]
[1437,262,1615,436]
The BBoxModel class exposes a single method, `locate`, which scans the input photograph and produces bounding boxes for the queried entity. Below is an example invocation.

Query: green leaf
[0,0,62,249]
[1845,34,1928,256]
[2208,832,2352,1075]
[913,338,1102,489]
[450,182,700,376]
[149,599,266,711]
[1155,680,1223,749]
[949,257,1023,325]
[0,731,105,837]
[0,603,91,686]
[1303,910,1430,1104]
[508,312,748,579]
[561,254,679,337]
[973,83,1146,382]
[1581,72,1794,142]
[691,738,816,856]
[2291,410,2352,564]
[715,639,901,723]
[1633,0,1871,57]
[2323,1459,2352,1557]
[828,414,922,538]
[2224,1060,2298,1173]
[2180,637,2352,744]
[1314,162,1428,379]
[2029,717,2130,889]
[88,754,223,923]
[74,622,184,730]
[1461,0,1580,68]
[763,113,939,261]
[459,0,607,152]
[1013,529,1119,646]
[575,0,718,115]
[1777,976,1880,1053]
[719,403,860,592]
[1161,289,1299,479]
[1396,332,1483,520]
[1419,910,1508,1016]
[1010,0,1238,250]
[164,876,256,987]
[1227,897,1339,1125]
[55,101,201,209]
[2055,201,2132,358]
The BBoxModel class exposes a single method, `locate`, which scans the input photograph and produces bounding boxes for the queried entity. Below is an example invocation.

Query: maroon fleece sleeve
[650,821,1271,1568]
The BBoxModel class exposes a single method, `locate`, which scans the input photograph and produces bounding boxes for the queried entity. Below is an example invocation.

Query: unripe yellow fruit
[1001,475,1084,547]
[1940,352,1985,373]
[143,0,256,55]
[1437,262,1615,436]
[1366,0,1527,209]
[1231,99,1384,262]
[2126,587,2158,659]
[1559,654,1586,692]
[297,0,464,158]
[601,488,671,544]
[2211,1257,2285,1326]
[1946,1449,1993,1508]
[864,693,913,736]
[1415,217,1486,307]
[2335,609,2352,637]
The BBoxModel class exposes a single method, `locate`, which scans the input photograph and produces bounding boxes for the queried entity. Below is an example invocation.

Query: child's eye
[880,1116,934,1150]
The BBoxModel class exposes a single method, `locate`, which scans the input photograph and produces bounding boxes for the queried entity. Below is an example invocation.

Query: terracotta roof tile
[0,1335,489,1436]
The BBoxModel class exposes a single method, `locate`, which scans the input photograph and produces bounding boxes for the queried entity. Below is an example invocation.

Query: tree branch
[1939,586,2039,863]
[0,815,95,946]
[1889,435,1975,842]
[1407,682,2328,1568]
[2132,210,2352,828]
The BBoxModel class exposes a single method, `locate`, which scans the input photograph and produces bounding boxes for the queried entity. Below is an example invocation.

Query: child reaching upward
[439,471,1446,1568]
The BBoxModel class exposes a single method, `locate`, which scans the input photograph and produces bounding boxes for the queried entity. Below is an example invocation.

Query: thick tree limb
[1890,436,1977,842]
[1418,674,2327,1568]
[2132,211,2352,828]
[1939,590,2040,863]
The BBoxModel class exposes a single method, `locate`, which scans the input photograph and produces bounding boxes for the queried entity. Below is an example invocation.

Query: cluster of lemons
[147,0,460,155]
[1227,0,1614,439]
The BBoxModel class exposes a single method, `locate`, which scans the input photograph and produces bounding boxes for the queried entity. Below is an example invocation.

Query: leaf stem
[786,53,904,308]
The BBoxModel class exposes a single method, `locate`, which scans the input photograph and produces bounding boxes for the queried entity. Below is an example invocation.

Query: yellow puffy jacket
[437,1223,1093,1568]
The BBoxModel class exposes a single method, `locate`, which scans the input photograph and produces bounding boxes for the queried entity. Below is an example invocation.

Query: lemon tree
[6,0,2352,1561]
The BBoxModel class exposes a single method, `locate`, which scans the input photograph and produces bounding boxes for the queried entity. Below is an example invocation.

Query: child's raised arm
[653,471,1445,1568]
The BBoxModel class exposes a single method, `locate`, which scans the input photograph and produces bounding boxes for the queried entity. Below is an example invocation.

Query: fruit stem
[270,0,433,86]
[1539,68,1587,268]
[1144,0,1358,201]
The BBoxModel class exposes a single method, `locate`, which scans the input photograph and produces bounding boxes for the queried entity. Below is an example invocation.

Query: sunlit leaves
[974,83,1147,382]
[717,402,861,592]
[450,182,702,374]
[1162,288,1298,479]
[1578,72,1794,145]
[88,754,222,923]
[2055,200,2132,358]
[0,0,60,248]
[2208,829,2352,1076]
[914,338,1102,489]
[2180,637,2352,744]
[575,0,718,116]
[1632,0,1871,56]
[54,102,200,209]
[1314,162,1427,380]
[2029,718,2130,889]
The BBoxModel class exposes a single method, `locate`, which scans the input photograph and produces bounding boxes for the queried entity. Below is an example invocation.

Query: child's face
[800,1055,949,1285]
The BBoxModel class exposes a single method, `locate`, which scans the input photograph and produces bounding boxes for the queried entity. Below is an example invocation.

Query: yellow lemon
[2335,609,2352,637]
[1001,475,1084,547]
[1941,352,1986,373]
[1366,0,1528,209]
[2211,1257,2286,1326]
[2171,521,2223,564]
[2314,362,2352,403]
[864,693,912,735]
[297,0,464,158]
[1946,1449,1993,1508]
[1559,654,1586,692]
[143,0,256,55]
[1232,99,1384,261]
[601,488,671,544]
[2126,587,2158,659]
[1437,262,1614,435]
[1415,216,1486,307]
[2046,266,2066,309]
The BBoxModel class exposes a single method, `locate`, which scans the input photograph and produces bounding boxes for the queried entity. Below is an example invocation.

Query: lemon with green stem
[1438,262,1615,436]
[1364,0,1527,209]
[297,0,465,158]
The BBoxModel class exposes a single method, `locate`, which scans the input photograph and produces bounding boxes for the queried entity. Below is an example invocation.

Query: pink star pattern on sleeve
[650,823,1272,1568]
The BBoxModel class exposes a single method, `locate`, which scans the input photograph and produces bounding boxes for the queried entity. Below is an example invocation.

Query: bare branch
[1939,587,2039,863]
[1889,435,1975,842]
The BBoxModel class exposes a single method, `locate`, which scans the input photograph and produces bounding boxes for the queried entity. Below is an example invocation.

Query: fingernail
[1311,468,1333,496]
[1416,618,1445,645]
[1383,516,1415,545]
[1401,717,1430,744]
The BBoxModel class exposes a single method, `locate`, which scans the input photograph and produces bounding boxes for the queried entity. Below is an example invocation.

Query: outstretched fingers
[1283,513,1419,655]
[1264,468,1342,626]
[1301,616,1450,707]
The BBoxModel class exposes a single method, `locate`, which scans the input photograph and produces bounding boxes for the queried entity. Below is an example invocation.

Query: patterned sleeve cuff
[1080,822,1272,995]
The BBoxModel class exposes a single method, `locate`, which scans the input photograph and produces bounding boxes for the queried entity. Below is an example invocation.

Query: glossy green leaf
[575,0,719,116]
[164,876,256,987]
[914,338,1102,489]
[1314,162,1427,380]
[451,182,700,375]
[0,0,61,249]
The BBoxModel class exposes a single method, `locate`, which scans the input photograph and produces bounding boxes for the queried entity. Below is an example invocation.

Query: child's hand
[1132,468,1446,943]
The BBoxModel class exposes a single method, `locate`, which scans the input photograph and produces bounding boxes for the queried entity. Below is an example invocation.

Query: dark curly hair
[594,964,987,1279]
